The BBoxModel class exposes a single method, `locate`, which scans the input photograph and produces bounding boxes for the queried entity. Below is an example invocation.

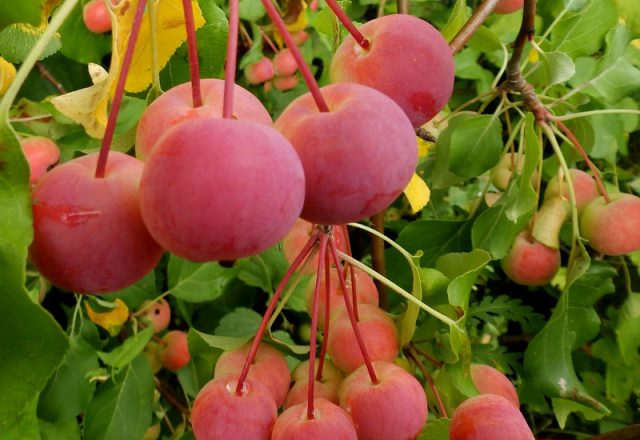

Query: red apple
[339,361,427,440]
[580,193,640,256]
[501,230,560,286]
[544,169,599,214]
[135,79,272,160]
[272,398,357,440]
[330,14,454,127]
[470,364,519,408]
[139,299,171,333]
[30,152,163,293]
[83,0,111,34]
[292,31,309,45]
[282,219,347,274]
[292,359,343,384]
[450,394,535,440]
[284,379,340,409]
[140,118,305,261]
[273,75,299,91]
[159,330,190,371]
[275,82,417,224]
[245,57,275,84]
[494,0,524,14]
[20,136,60,186]
[274,49,298,76]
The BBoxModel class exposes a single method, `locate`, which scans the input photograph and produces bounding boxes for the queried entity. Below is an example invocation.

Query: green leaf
[435,250,490,309]
[417,417,450,439]
[551,0,618,57]
[551,398,605,429]
[0,23,60,63]
[398,252,424,347]
[396,220,472,268]
[83,356,154,440]
[467,26,503,53]
[237,246,288,294]
[239,0,265,21]
[38,336,99,422]
[0,120,69,424]
[103,271,157,310]
[0,0,48,31]
[168,256,239,303]
[97,327,153,374]
[191,329,251,352]
[441,0,469,42]
[39,418,81,440]
[448,115,503,178]
[506,114,540,222]
[215,308,262,338]
[529,50,576,86]
[616,292,640,365]
[57,2,111,64]
[615,0,640,33]
[0,397,39,440]
[470,295,544,332]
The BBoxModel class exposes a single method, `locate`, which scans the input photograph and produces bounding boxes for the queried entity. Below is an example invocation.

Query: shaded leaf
[448,115,503,178]
[551,0,617,57]
[97,327,153,374]
[168,255,239,303]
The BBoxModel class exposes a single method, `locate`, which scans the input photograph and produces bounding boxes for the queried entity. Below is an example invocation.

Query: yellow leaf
[0,56,16,96]
[528,47,539,63]
[85,298,130,335]
[51,63,110,138]
[403,172,430,213]
[417,136,432,158]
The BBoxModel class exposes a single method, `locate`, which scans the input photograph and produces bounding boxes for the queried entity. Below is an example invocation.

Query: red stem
[223,0,239,118]
[307,234,329,419]
[316,250,332,382]
[324,0,370,50]
[260,0,330,112]
[182,0,202,108]
[329,237,378,384]
[95,0,147,179]
[236,231,320,396]
[554,120,610,203]
[339,224,360,320]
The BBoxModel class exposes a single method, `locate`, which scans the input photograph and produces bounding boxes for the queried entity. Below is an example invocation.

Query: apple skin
[245,57,275,84]
[83,0,111,34]
[274,49,298,76]
[275,82,417,224]
[284,379,340,409]
[327,304,399,373]
[580,193,640,256]
[159,330,190,371]
[272,398,357,440]
[339,361,427,440]
[282,219,347,274]
[30,152,163,293]
[545,169,599,214]
[139,299,171,333]
[191,377,277,440]
[330,14,454,128]
[305,267,379,328]
[140,118,305,261]
[20,136,60,186]
[292,359,343,384]
[273,75,299,91]
[494,0,524,14]
[450,394,535,440]
[501,230,560,286]
[470,364,519,408]
[135,79,272,160]
[214,343,291,408]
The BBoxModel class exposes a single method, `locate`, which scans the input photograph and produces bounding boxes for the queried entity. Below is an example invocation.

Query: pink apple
[544,169,599,214]
[272,398,357,440]
[470,364,519,408]
[501,230,560,286]
[494,0,524,14]
[581,193,640,255]
[83,0,111,34]
[284,379,340,409]
[20,136,60,186]
[292,358,343,384]
[159,330,190,371]
[273,75,299,91]
[139,299,171,333]
[282,219,347,274]
[245,57,275,84]
[274,49,298,76]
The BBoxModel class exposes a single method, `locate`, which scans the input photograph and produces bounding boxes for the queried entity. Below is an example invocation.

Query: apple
[245,57,275,84]
[138,299,171,333]
[273,75,299,91]
[83,0,112,34]
[275,82,417,224]
[272,398,357,440]
[491,153,524,191]
[339,361,427,440]
[140,118,305,261]
[544,169,599,214]
[292,358,343,384]
[30,152,163,293]
[274,49,298,76]
[330,14,454,127]
[494,0,524,14]
[450,394,535,440]
[284,380,340,409]
[135,79,272,160]
[501,230,560,286]
[470,364,519,408]
[580,193,640,255]
[282,219,347,274]
[159,330,190,371]
[20,136,60,186]
[143,340,163,374]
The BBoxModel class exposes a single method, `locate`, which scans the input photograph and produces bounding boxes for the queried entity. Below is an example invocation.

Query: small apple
[20,136,60,186]
[501,230,560,286]
[494,0,524,14]
[470,364,519,408]
[272,398,357,440]
[245,57,275,84]
[581,193,640,256]
[159,330,190,371]
[83,0,112,33]
[138,299,171,333]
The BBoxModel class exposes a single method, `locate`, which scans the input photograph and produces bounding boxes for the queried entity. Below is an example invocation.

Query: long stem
[182,0,202,107]
[223,0,239,118]
[149,0,162,92]
[235,232,320,395]
[371,211,388,310]
[406,346,448,418]
[554,109,640,121]
[449,0,501,54]
[307,234,328,419]
[260,0,329,112]
[316,250,332,382]
[324,0,370,50]
[0,0,80,118]
[329,237,378,383]
[95,0,148,178]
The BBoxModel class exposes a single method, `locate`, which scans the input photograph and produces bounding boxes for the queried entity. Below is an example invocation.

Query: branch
[590,425,640,440]
[36,62,66,94]
[397,0,409,14]
[449,0,501,55]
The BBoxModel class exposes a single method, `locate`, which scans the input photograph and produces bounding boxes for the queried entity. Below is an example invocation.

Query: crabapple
[292,31,309,45]
[139,299,171,333]
[490,153,524,191]
[292,359,343,384]
[275,83,416,224]
[330,14,454,127]
[282,219,347,274]
[245,57,275,84]
[501,230,560,286]
[273,75,299,91]
[544,169,599,214]
[274,49,298,76]
[284,379,340,409]
[214,342,291,407]
[83,0,111,33]
[143,340,162,373]
[135,79,272,160]
[327,304,399,373]
[339,361,427,440]
[20,136,60,186]
[30,152,163,293]
[494,0,524,14]
[140,118,305,261]
[470,364,519,408]
[305,266,379,328]
[580,193,640,256]
[191,377,277,440]
[272,399,357,440]
[159,330,190,371]
[450,394,535,440]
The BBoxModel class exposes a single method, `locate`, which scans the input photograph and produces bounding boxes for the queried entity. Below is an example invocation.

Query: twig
[416,127,436,143]
[36,62,66,94]
[154,377,190,415]
[371,211,388,310]
[589,425,640,440]
[410,342,443,368]
[406,346,448,418]
[396,0,409,14]
[450,0,501,55]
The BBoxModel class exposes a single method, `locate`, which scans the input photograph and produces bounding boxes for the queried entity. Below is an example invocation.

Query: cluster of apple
[245,41,307,92]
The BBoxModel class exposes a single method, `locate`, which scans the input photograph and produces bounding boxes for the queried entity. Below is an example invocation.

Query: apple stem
[406,345,448,418]
[324,0,370,50]
[182,0,203,108]
[329,237,379,384]
[339,224,360,320]
[235,231,321,396]
[260,0,330,112]
[307,233,329,419]
[316,250,332,382]
[222,0,239,118]
[554,119,610,203]
[94,0,147,179]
